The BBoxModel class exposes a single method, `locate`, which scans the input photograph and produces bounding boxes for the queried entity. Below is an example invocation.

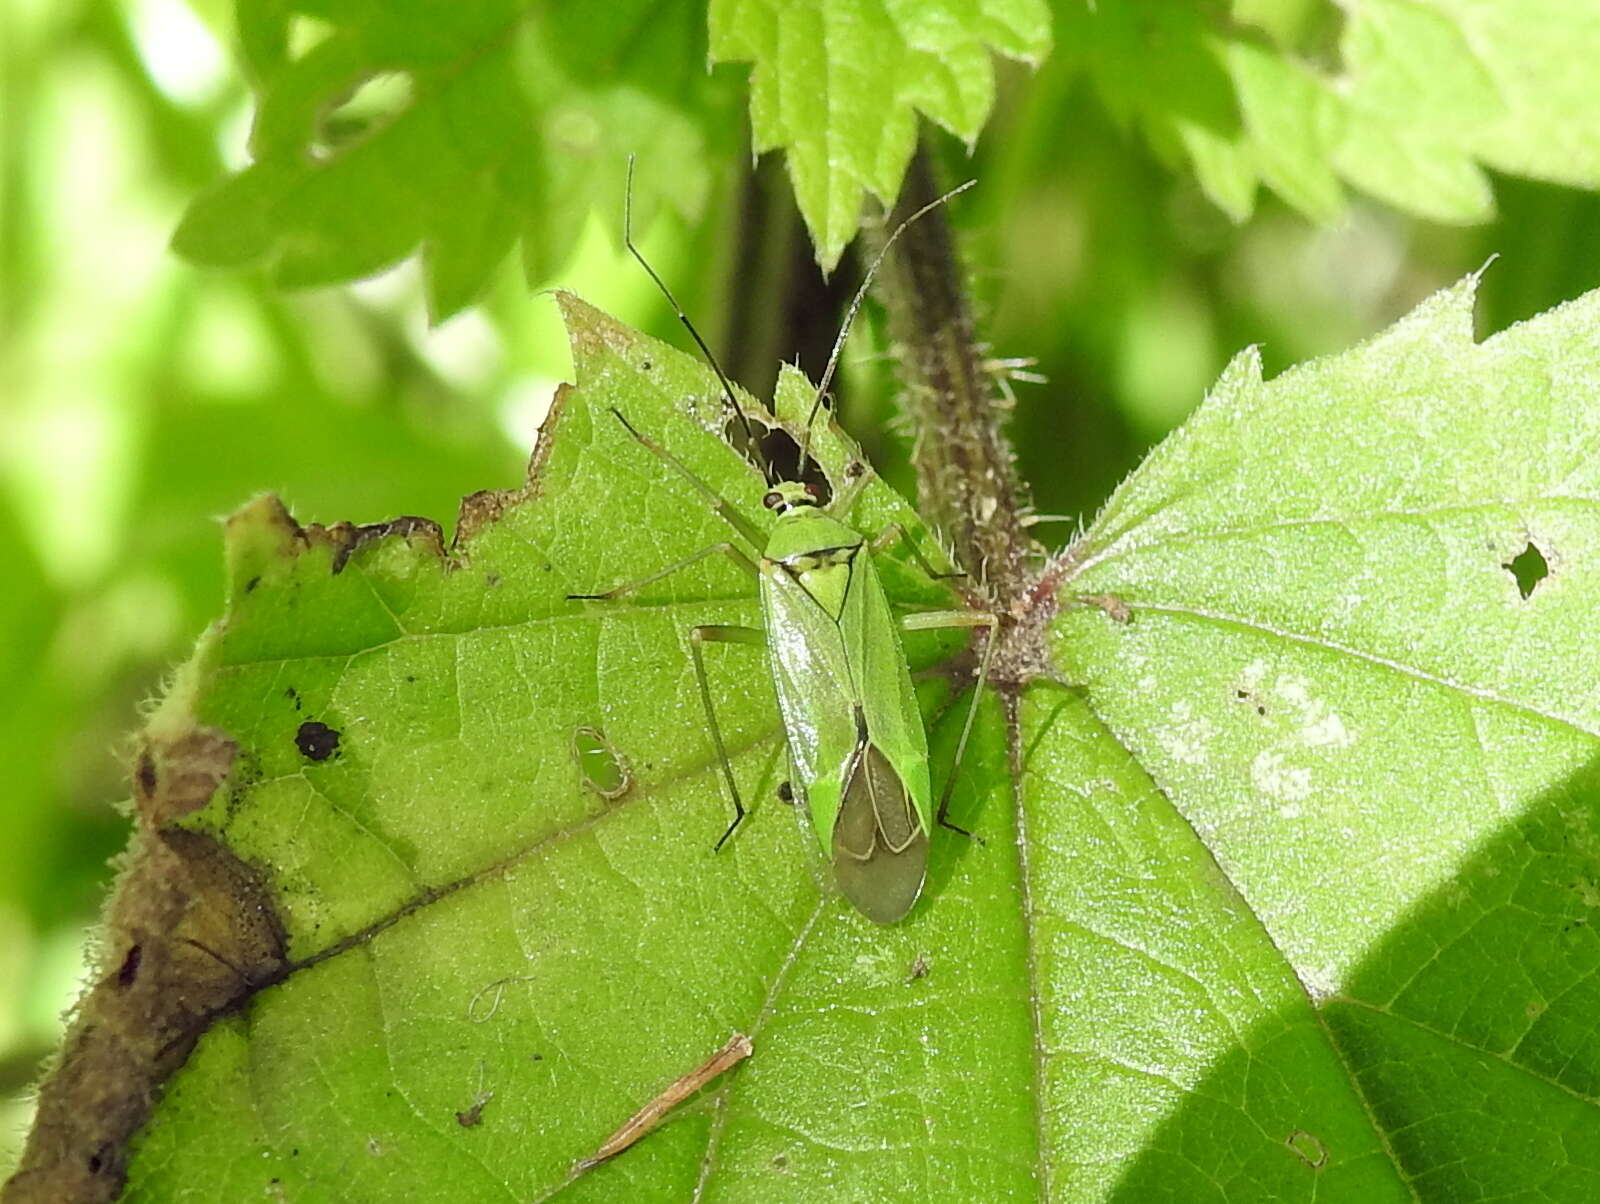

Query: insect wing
[834,552,934,922]
[761,548,935,924]
[839,552,934,835]
[760,563,858,841]
[831,742,929,924]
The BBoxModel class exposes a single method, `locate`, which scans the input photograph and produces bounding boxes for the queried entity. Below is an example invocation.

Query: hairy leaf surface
[70,281,1600,1201]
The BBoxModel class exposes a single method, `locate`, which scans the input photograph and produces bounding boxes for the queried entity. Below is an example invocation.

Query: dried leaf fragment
[574,1033,753,1172]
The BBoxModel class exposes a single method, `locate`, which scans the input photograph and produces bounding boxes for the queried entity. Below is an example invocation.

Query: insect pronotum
[570,161,997,924]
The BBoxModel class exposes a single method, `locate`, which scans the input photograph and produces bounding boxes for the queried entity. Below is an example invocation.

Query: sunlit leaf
[1054,274,1600,1196]
[1061,0,1600,226]
[709,0,1050,269]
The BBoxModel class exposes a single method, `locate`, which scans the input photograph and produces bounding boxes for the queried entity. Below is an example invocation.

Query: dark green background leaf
[174,1,734,318]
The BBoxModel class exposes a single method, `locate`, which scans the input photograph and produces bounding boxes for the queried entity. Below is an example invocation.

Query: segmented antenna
[797,179,977,476]
[623,156,772,486]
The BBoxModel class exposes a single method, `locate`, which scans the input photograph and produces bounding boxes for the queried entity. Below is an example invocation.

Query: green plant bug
[570,163,996,924]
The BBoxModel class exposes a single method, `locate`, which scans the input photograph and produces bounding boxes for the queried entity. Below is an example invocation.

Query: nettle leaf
[98,296,1003,1202]
[1051,274,1600,1197]
[174,1,733,319]
[708,0,1051,270]
[29,281,1600,1201]
[1061,1,1600,225]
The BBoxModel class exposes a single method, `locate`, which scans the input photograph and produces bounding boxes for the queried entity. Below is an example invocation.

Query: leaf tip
[223,493,305,604]
[1398,270,1485,347]
[553,290,627,366]
[1213,343,1266,397]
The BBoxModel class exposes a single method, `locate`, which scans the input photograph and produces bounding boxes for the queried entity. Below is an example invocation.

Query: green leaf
[1054,273,1600,1197]
[29,281,1600,1199]
[108,295,1026,1200]
[708,0,1051,270]
[172,1,732,319]
[1060,0,1600,226]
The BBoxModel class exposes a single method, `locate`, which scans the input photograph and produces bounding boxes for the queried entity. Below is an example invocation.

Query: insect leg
[688,624,767,849]
[604,408,767,550]
[568,541,757,601]
[899,609,999,838]
[870,522,965,581]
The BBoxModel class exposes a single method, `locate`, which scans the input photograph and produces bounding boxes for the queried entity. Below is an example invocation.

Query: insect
[570,163,996,924]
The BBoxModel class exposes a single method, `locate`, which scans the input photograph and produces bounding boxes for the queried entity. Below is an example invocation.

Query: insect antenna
[797,178,977,478]
[623,156,774,486]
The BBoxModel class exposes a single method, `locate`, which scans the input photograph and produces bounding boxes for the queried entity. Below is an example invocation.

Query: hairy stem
[872,144,1039,609]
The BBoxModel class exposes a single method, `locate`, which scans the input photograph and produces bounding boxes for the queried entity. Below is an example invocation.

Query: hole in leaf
[1504,541,1549,599]
[295,720,341,761]
[315,71,414,156]
[722,411,832,503]
[572,726,630,799]
[1285,1129,1328,1169]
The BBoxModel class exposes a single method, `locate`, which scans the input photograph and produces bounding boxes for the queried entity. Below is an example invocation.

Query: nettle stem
[871,144,1039,612]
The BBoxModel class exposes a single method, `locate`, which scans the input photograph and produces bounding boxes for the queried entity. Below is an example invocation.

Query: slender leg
[871,522,966,582]
[899,609,999,839]
[569,541,758,601]
[606,409,767,550]
[688,624,767,849]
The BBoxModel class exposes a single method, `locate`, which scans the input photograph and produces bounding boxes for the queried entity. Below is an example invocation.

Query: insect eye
[805,483,821,500]
[762,491,783,510]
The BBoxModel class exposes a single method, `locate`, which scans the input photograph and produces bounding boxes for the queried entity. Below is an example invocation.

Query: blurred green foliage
[4,0,1600,1179]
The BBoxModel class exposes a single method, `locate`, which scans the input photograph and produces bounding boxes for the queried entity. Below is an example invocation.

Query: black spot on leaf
[295,721,341,762]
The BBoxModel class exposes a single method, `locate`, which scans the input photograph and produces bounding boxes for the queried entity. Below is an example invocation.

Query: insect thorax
[762,507,864,620]
[773,546,855,621]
